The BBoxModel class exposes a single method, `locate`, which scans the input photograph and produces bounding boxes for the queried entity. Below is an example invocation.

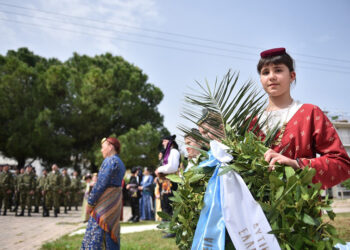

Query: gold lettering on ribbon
[242,234,252,242]
[239,228,248,235]
[245,241,255,248]
[203,237,214,250]
[238,223,270,250]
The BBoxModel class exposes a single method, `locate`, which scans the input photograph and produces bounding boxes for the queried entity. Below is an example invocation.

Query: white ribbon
[210,140,281,250]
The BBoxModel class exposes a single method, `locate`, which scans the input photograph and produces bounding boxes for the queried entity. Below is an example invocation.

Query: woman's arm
[88,158,115,206]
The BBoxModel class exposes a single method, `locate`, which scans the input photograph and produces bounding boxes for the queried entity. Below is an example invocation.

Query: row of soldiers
[0,163,82,217]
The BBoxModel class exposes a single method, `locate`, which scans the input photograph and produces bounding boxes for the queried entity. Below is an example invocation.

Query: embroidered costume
[251,102,350,189]
[81,154,126,250]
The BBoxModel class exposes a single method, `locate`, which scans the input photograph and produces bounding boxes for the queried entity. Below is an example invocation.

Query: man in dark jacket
[126,167,140,222]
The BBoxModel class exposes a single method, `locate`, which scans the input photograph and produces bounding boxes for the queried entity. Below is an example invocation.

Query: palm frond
[179,70,276,142]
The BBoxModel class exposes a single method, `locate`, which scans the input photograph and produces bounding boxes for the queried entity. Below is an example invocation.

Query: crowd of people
[0,163,83,217]
[119,47,350,249]
[125,135,181,227]
[2,48,350,249]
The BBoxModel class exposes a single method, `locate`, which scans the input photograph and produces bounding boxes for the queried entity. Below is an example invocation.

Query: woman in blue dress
[81,137,126,250]
[139,167,154,220]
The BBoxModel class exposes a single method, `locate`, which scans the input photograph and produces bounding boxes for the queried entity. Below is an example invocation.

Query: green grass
[41,213,350,249]
[41,229,177,250]
[323,212,350,241]
[41,234,83,250]
[120,221,159,227]
[122,230,177,250]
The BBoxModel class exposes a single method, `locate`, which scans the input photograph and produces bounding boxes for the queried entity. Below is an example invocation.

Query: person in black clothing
[126,167,140,222]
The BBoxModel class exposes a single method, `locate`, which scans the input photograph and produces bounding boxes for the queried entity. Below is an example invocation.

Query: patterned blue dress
[81,154,126,250]
[139,175,154,220]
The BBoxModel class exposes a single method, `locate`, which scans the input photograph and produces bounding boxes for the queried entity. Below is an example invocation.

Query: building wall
[331,122,350,199]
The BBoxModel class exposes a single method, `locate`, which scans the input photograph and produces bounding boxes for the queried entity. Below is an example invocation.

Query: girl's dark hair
[172,141,179,150]
[257,52,295,73]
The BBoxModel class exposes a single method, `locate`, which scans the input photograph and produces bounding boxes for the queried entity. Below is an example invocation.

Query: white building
[331,121,350,199]
[0,153,45,176]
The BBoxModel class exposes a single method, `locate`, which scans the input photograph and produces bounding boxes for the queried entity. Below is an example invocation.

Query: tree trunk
[73,154,80,173]
[90,163,98,173]
[16,157,26,169]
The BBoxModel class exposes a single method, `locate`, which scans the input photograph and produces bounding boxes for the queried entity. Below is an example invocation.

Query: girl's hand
[264,149,299,171]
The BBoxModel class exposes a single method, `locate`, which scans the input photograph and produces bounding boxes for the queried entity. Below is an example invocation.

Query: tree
[64,52,166,171]
[119,123,162,169]
[0,48,168,170]
[0,48,71,168]
[342,179,350,190]
[93,123,163,170]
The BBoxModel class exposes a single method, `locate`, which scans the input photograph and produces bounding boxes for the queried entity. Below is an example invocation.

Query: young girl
[254,47,350,189]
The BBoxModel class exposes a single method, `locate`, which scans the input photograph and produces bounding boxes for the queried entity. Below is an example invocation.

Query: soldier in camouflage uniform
[31,168,38,213]
[46,164,62,217]
[32,168,40,213]
[61,168,71,214]
[70,171,81,211]
[12,168,23,213]
[38,169,48,216]
[16,165,36,216]
[0,164,14,215]
[43,169,52,217]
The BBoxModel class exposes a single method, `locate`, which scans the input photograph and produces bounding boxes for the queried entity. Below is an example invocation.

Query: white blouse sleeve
[157,149,180,174]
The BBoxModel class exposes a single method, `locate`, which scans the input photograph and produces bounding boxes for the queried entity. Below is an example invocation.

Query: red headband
[101,137,121,153]
[260,48,286,58]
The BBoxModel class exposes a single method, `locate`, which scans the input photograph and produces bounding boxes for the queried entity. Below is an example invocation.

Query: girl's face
[259,63,296,98]
[162,139,169,149]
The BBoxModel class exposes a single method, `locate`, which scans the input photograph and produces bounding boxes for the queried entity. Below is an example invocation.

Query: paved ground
[332,198,350,214]
[0,206,132,250]
[0,200,349,250]
[0,207,85,250]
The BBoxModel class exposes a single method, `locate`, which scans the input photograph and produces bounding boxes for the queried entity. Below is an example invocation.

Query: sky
[1,0,350,145]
